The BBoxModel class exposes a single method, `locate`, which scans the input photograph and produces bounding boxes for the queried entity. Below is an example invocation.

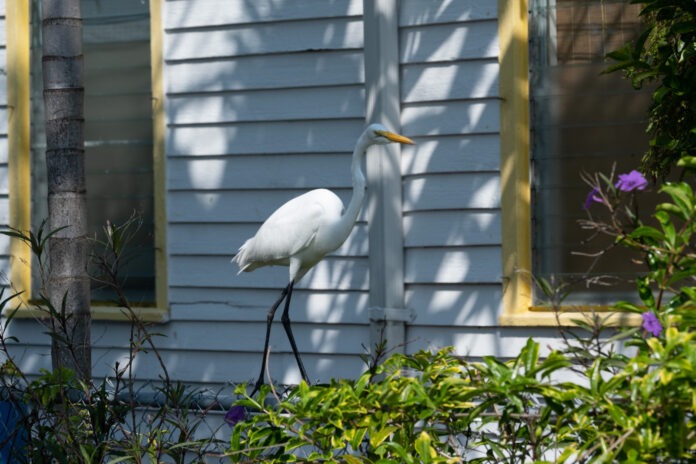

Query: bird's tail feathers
[232,239,253,274]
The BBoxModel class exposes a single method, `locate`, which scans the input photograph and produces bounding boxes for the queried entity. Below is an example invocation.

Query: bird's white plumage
[232,123,414,392]
[234,188,343,281]
[233,123,414,283]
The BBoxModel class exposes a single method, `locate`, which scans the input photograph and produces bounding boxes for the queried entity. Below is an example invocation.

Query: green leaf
[628,225,664,243]
[414,431,433,464]
[354,371,370,395]
[347,427,368,451]
[522,338,540,375]
[664,404,686,458]
[107,457,136,464]
[655,210,676,247]
[668,267,696,287]
[369,426,397,448]
[676,155,696,168]
[656,202,687,220]
[636,277,655,308]
[343,456,364,464]
[670,21,696,34]
[661,183,694,219]
[613,301,644,313]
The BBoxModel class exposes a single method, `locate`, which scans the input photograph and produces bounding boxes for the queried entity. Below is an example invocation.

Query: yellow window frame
[497,0,640,327]
[6,0,168,322]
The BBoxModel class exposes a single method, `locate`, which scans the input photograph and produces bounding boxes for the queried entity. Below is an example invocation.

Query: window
[6,0,165,314]
[29,0,155,304]
[529,0,651,304]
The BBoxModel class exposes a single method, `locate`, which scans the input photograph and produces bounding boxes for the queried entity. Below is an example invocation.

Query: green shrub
[226,180,696,462]
[0,219,226,463]
[228,328,694,462]
[606,0,696,179]
[229,348,479,462]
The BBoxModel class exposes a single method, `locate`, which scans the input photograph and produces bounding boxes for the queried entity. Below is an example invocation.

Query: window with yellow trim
[529,0,651,304]
[28,0,156,304]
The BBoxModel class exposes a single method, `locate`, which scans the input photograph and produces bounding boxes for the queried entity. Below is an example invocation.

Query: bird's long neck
[336,134,369,240]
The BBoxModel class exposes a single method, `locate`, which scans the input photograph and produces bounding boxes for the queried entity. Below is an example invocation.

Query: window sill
[499,307,642,327]
[6,304,169,323]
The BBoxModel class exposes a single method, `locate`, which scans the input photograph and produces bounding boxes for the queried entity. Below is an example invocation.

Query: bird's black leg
[280,281,310,384]
[251,282,291,396]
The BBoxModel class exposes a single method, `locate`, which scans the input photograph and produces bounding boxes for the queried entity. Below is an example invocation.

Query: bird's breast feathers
[234,189,345,272]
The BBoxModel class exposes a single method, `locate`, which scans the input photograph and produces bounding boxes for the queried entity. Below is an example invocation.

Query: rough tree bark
[41,0,91,381]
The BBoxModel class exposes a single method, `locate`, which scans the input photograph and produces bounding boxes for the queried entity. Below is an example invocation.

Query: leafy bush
[225,178,696,462]
[606,0,696,179]
[0,219,227,463]
[228,326,694,462]
[229,349,478,462]
[4,3,695,461]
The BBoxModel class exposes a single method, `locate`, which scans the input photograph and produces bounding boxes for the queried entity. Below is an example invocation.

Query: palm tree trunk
[41,0,91,381]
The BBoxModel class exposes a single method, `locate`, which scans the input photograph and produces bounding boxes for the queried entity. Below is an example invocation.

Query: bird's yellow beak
[377,130,415,145]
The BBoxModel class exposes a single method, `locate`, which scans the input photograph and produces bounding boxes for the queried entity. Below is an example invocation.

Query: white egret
[233,123,415,392]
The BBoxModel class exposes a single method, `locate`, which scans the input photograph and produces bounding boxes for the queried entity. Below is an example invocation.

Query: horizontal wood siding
[399,0,504,353]
[166,0,362,29]
[1,0,574,390]
[163,0,369,385]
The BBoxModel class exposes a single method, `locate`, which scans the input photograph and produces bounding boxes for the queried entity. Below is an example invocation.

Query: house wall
[164,0,371,386]
[399,1,503,348]
[1,0,565,390]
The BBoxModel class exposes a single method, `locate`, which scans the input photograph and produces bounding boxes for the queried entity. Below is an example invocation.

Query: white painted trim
[363,0,409,353]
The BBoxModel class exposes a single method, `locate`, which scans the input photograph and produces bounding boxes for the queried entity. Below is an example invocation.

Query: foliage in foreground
[0,218,226,463]
[3,2,696,461]
[606,0,696,179]
[227,329,694,463]
[226,180,696,462]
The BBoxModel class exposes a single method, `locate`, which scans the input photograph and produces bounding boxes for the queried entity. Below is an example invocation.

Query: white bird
[233,123,415,393]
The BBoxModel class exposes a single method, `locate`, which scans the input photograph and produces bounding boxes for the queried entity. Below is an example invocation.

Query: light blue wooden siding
[161,0,511,384]
[399,1,504,346]
[0,0,8,286]
[164,0,370,385]
[1,0,557,388]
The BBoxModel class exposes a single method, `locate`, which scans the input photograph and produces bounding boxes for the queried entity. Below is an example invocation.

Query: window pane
[530,0,651,303]
[30,0,155,304]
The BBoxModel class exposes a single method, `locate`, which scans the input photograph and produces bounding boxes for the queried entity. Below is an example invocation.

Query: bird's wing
[262,196,324,256]
[237,191,330,270]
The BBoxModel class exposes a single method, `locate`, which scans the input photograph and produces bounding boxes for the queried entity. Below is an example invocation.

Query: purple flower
[583,187,603,209]
[615,170,648,192]
[641,311,663,337]
[224,405,246,427]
